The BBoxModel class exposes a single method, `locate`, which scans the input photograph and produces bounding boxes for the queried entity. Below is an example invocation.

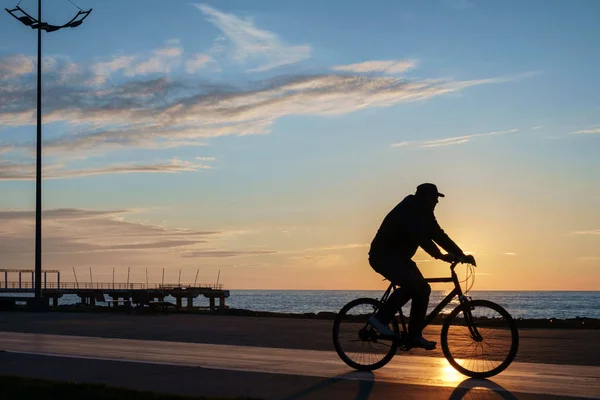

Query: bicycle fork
[461,297,484,342]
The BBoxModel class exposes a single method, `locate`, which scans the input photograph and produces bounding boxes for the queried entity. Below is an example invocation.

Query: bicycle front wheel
[332,298,399,371]
[441,299,519,378]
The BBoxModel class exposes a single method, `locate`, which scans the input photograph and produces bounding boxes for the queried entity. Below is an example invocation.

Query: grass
[0,375,262,400]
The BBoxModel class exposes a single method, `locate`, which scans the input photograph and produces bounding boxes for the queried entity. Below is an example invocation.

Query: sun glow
[438,363,464,384]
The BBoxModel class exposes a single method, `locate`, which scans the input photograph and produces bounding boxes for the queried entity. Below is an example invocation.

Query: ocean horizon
[3,290,599,320]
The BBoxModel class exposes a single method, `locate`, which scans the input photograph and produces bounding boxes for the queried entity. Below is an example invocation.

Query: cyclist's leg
[404,260,431,337]
[369,256,416,325]
[404,260,434,348]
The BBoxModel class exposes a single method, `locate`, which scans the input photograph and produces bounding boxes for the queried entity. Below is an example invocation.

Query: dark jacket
[369,194,465,261]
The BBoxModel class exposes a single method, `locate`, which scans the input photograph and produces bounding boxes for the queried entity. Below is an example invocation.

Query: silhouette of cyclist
[368,183,475,350]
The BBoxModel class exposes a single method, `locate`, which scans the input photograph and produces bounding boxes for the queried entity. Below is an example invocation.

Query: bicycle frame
[378,261,478,337]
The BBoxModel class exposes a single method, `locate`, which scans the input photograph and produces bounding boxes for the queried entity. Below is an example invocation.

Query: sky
[0,0,599,291]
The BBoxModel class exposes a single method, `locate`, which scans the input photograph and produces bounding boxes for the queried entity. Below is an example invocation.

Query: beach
[1,310,598,367]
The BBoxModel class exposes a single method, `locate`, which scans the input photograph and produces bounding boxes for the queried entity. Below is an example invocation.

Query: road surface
[0,331,598,399]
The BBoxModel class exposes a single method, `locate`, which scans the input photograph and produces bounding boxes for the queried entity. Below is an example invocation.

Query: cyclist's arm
[403,213,446,259]
[430,217,465,258]
[419,237,445,260]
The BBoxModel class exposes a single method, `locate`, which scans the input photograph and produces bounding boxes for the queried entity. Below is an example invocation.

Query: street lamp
[5,1,92,310]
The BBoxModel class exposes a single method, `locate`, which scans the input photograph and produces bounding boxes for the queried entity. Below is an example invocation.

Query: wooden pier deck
[0,281,230,311]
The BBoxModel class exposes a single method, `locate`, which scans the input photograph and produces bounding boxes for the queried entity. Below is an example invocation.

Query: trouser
[369,255,431,338]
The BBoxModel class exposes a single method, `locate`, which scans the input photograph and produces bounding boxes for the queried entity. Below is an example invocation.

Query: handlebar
[449,258,476,270]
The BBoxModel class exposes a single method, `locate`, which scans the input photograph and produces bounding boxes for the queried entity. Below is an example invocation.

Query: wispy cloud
[0,208,217,258]
[293,243,368,253]
[504,252,517,256]
[185,53,217,73]
[570,229,600,235]
[571,127,600,135]
[1,68,508,157]
[0,54,35,79]
[0,41,528,166]
[90,55,137,83]
[0,208,272,278]
[181,249,276,258]
[332,60,417,75]
[391,128,519,148]
[88,41,184,84]
[0,158,211,181]
[124,42,183,76]
[194,3,311,72]
[578,256,600,262]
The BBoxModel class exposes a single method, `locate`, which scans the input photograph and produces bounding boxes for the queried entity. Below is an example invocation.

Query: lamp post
[5,1,91,310]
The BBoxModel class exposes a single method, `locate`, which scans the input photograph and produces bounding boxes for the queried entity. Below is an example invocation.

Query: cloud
[0,144,14,154]
[0,159,211,181]
[571,128,600,135]
[578,256,600,262]
[0,208,281,284]
[1,71,507,157]
[570,229,600,235]
[185,54,217,73]
[288,253,340,267]
[332,60,417,75]
[88,41,184,83]
[90,55,137,84]
[0,208,129,221]
[391,128,519,148]
[153,43,184,58]
[0,44,527,162]
[0,208,217,258]
[181,249,276,258]
[0,55,35,79]
[504,252,517,256]
[289,243,368,253]
[194,3,311,72]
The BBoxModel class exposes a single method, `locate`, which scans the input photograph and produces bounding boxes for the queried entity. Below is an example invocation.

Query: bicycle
[332,260,519,378]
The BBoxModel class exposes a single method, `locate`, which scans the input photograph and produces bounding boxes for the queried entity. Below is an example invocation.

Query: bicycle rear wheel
[441,299,519,378]
[332,298,399,371]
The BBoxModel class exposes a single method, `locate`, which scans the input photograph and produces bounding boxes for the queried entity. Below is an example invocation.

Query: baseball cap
[416,183,445,198]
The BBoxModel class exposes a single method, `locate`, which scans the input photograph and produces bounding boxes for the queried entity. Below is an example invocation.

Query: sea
[4,290,599,319]
[223,290,600,320]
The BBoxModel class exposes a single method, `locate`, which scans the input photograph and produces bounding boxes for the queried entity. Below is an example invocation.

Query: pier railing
[0,281,224,291]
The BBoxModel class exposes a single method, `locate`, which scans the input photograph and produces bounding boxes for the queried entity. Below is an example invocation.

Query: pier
[0,269,229,311]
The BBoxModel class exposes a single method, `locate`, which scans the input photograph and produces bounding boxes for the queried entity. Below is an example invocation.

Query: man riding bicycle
[368,183,475,350]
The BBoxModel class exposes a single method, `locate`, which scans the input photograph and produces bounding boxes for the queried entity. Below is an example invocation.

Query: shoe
[411,335,437,350]
[368,315,395,337]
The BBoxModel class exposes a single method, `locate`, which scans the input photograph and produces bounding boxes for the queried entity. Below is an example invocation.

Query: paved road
[0,331,598,399]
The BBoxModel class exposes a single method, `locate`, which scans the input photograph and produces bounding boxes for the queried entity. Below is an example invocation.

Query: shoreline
[2,304,600,329]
